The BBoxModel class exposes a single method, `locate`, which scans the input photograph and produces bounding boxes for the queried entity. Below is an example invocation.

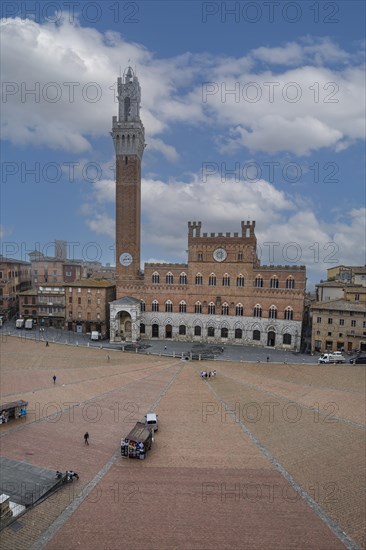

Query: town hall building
[109,68,306,350]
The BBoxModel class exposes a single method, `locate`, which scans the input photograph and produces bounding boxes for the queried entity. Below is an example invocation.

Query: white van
[91,331,100,341]
[318,353,346,364]
[145,413,158,432]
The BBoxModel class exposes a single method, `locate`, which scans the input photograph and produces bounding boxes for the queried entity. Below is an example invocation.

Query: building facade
[19,284,66,328]
[0,257,32,320]
[65,280,116,336]
[311,265,366,353]
[311,300,366,353]
[28,240,102,285]
[109,69,306,349]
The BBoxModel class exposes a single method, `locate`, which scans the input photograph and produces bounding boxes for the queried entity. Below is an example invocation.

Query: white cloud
[1,18,364,157]
[251,38,350,66]
[147,138,179,162]
[234,115,343,155]
[86,213,115,238]
[82,173,365,284]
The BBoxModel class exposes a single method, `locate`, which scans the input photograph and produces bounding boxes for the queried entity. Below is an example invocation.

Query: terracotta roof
[311,299,366,312]
[316,281,345,287]
[0,256,31,265]
[19,289,38,296]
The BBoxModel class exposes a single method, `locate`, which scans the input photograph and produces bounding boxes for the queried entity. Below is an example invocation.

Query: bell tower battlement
[187,220,259,265]
[111,67,145,160]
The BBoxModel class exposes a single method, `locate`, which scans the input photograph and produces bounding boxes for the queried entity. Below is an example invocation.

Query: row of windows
[151,272,296,288]
[317,317,366,327]
[145,300,294,319]
[69,311,101,319]
[0,270,30,279]
[68,297,101,305]
[68,288,101,294]
[140,323,293,344]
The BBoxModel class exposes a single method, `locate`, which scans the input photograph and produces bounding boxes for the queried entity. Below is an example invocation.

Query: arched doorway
[267,331,276,346]
[152,324,159,338]
[119,311,132,340]
[165,324,172,338]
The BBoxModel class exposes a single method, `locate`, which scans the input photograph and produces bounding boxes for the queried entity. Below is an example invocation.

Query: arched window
[208,302,216,315]
[195,273,203,285]
[124,96,130,121]
[179,301,187,313]
[165,300,173,313]
[270,276,279,289]
[284,307,293,320]
[255,276,263,288]
[221,327,229,338]
[223,274,230,287]
[269,305,277,319]
[179,325,186,335]
[235,303,243,316]
[195,302,202,314]
[208,326,215,337]
[140,300,146,312]
[222,303,229,315]
[283,333,292,345]
[152,300,159,312]
[235,328,242,339]
[253,329,261,341]
[194,325,202,336]
[179,272,187,285]
[166,272,173,284]
[286,277,295,289]
[152,272,160,284]
[140,323,145,334]
[236,275,245,287]
[208,273,216,286]
[254,304,262,318]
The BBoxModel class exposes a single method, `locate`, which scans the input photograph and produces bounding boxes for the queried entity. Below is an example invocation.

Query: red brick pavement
[1,340,363,550]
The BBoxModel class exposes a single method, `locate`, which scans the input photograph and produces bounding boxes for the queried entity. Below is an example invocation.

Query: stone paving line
[1,362,180,550]
[29,363,184,550]
[1,340,364,549]
[200,372,365,549]
[205,378,360,550]
[211,371,365,428]
[44,364,346,550]
[0,361,180,438]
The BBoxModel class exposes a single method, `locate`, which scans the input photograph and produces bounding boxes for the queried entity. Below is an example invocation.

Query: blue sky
[1,1,365,286]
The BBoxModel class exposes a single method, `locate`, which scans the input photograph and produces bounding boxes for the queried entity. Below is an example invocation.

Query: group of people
[56,470,79,482]
[200,370,216,379]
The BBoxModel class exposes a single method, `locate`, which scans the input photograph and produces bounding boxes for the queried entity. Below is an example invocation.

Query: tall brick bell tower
[111,67,145,294]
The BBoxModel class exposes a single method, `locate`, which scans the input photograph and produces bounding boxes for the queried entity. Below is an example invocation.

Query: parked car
[145,412,158,432]
[318,353,346,364]
[349,356,366,364]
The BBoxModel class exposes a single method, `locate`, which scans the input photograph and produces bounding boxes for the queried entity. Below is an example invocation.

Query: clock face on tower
[213,248,227,262]
[119,253,133,267]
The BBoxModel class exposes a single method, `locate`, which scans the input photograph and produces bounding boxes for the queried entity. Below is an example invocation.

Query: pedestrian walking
[46,341,49,347]
[267,356,269,362]
[84,432,89,446]
[52,375,56,384]
[107,355,110,361]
